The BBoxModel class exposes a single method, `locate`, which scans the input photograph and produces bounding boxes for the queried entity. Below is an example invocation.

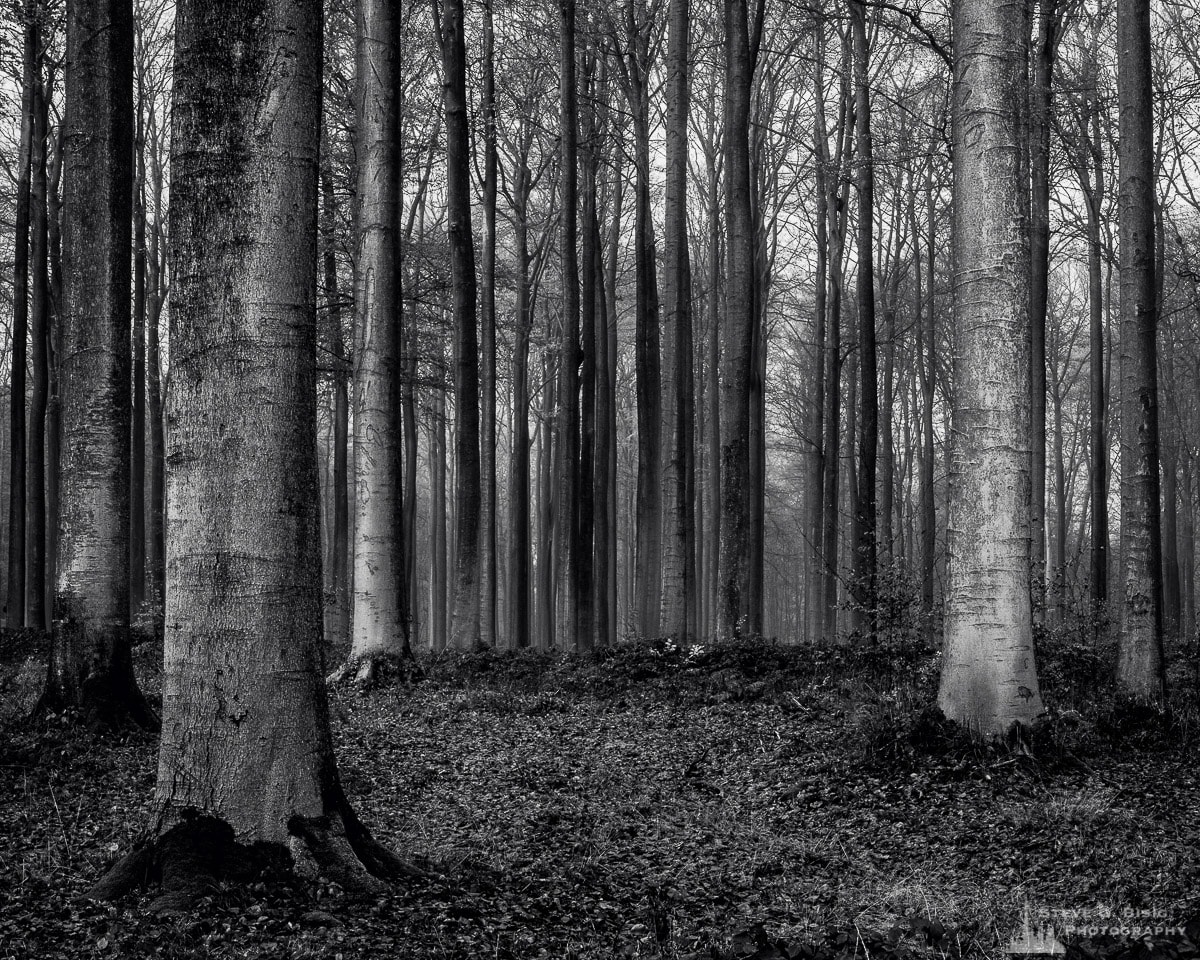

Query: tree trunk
[27,58,50,631]
[438,0,482,652]
[555,0,582,648]
[130,71,147,619]
[90,0,420,898]
[7,1,35,631]
[849,0,877,637]
[508,171,533,650]
[335,0,408,686]
[938,0,1044,735]
[45,0,151,727]
[659,0,694,643]
[624,1,662,641]
[1115,0,1164,702]
[319,162,350,650]
[920,157,937,632]
[1029,0,1058,623]
[717,0,757,639]
[479,0,499,650]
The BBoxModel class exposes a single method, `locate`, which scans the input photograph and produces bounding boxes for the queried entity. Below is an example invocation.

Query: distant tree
[330,0,409,685]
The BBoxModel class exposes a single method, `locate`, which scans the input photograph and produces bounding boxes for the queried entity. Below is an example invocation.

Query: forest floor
[2,635,1200,959]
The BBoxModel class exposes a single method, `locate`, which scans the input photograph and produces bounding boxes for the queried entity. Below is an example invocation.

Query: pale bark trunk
[47,0,150,725]
[119,0,414,895]
[338,0,408,684]
[938,0,1044,735]
[1115,0,1165,701]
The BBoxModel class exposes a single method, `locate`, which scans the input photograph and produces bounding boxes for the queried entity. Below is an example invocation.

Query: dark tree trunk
[437,0,482,652]
[479,0,499,650]
[1115,0,1164,701]
[849,0,877,637]
[27,59,50,631]
[7,2,35,630]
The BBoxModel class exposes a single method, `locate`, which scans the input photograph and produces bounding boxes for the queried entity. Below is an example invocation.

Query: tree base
[326,651,421,691]
[87,802,431,911]
[33,672,160,734]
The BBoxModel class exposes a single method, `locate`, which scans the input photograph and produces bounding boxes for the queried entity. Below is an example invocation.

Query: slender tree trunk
[438,0,482,651]
[1115,0,1164,701]
[660,0,694,642]
[849,0,877,637]
[146,147,166,612]
[431,365,448,653]
[27,61,50,631]
[335,0,407,684]
[130,74,147,619]
[479,0,499,650]
[920,157,937,631]
[44,0,152,726]
[319,162,350,650]
[601,146,622,644]
[624,2,662,640]
[807,32,828,642]
[508,175,533,650]
[555,0,582,647]
[1029,0,1058,622]
[7,1,35,631]
[717,0,758,639]
[938,0,1044,735]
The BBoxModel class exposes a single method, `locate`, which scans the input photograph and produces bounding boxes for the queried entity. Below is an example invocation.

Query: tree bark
[97,0,418,898]
[7,0,35,631]
[130,68,147,619]
[45,0,152,727]
[27,55,50,631]
[437,0,482,652]
[334,0,408,686]
[849,0,877,637]
[319,161,350,651]
[659,0,694,643]
[717,0,757,639]
[479,0,499,650]
[1115,0,1164,702]
[938,0,1044,735]
[1028,0,1058,621]
[555,0,582,648]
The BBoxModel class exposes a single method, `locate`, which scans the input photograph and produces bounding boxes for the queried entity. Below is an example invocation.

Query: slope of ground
[1,641,1198,959]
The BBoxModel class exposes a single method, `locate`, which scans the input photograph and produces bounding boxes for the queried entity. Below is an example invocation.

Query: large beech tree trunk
[938,0,1044,735]
[44,0,151,726]
[1115,0,1165,701]
[92,0,416,900]
[333,0,408,686]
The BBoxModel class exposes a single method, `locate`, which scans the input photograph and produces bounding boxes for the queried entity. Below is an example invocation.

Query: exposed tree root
[87,804,431,911]
[326,650,422,692]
